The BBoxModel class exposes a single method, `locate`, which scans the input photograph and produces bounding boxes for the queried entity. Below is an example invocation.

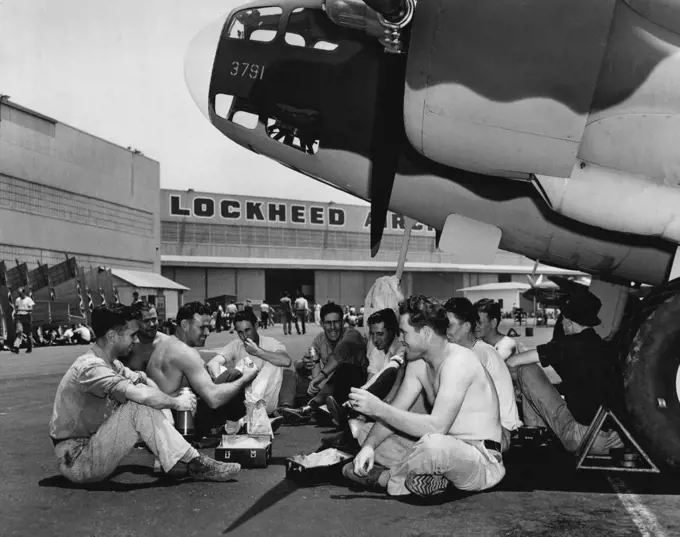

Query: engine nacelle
[403,0,680,180]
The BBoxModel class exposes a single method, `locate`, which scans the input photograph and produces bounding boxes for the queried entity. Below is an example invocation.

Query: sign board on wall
[161,190,436,236]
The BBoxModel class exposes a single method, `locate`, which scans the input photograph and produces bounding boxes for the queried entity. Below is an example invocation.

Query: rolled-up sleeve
[78,359,133,403]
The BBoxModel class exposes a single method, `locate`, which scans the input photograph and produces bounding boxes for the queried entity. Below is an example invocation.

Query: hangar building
[160,189,581,307]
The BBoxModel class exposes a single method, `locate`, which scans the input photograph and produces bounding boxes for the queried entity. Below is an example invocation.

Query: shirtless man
[475,298,519,360]
[344,295,505,497]
[146,302,259,436]
[125,301,169,372]
[444,297,522,452]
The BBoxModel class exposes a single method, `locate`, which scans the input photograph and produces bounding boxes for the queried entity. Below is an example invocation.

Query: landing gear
[619,279,680,470]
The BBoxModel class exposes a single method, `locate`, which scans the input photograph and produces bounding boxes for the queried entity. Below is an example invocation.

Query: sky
[0,0,364,204]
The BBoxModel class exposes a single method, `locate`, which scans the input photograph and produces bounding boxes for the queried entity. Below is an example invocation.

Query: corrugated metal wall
[237,270,265,302]
[207,268,237,298]
[172,268,206,304]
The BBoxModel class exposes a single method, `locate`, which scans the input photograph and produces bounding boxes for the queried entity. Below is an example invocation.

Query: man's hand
[241,363,260,385]
[307,375,327,396]
[174,390,197,415]
[353,445,375,477]
[243,338,262,358]
[348,387,384,418]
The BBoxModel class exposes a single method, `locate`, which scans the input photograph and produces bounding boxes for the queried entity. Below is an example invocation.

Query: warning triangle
[575,405,660,473]
[507,328,519,337]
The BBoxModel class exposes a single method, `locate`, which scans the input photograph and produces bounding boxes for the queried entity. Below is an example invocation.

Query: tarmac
[1,321,679,537]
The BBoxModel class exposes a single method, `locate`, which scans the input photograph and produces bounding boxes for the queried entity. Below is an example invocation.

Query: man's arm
[205,354,227,379]
[506,349,540,370]
[175,347,255,409]
[371,358,474,439]
[125,383,184,410]
[244,339,291,368]
[495,337,517,360]
[361,361,424,450]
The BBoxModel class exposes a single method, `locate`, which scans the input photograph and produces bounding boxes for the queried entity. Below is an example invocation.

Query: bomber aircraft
[183,0,680,470]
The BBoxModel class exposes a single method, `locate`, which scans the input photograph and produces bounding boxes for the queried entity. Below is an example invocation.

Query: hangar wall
[0,100,161,272]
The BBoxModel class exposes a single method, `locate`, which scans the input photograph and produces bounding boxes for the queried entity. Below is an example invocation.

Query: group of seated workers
[48,286,622,497]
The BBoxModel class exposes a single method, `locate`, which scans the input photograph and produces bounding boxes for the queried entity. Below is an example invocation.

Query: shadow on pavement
[223,479,300,534]
[38,464,186,492]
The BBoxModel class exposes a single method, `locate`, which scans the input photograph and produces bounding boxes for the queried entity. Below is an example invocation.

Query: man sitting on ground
[124,301,170,372]
[475,299,519,360]
[443,298,522,452]
[506,289,623,454]
[326,308,405,429]
[49,304,240,484]
[279,302,367,423]
[206,310,291,418]
[146,302,259,440]
[343,295,505,497]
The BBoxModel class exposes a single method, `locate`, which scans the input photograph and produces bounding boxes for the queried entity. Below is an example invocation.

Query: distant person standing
[294,293,309,335]
[260,300,270,329]
[314,303,321,326]
[280,292,293,336]
[215,304,224,333]
[131,292,141,305]
[13,287,34,354]
[225,301,237,332]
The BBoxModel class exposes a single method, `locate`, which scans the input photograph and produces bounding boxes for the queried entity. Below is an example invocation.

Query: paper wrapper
[289,448,353,468]
[246,399,273,437]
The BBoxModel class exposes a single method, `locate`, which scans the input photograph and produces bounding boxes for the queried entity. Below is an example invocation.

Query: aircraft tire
[623,282,680,470]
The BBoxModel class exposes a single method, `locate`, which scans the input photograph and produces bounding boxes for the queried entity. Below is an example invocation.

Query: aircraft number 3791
[230,61,265,80]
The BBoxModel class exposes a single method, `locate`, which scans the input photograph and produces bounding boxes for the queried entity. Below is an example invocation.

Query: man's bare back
[418,343,501,442]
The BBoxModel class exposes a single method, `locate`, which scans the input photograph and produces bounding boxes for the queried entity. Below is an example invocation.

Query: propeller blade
[369,54,406,257]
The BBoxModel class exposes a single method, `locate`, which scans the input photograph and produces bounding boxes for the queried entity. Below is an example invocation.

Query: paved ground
[1,322,679,536]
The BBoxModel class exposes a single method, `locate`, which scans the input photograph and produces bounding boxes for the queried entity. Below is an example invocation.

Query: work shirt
[537,328,612,426]
[472,340,522,431]
[311,327,367,370]
[294,297,308,311]
[49,349,148,441]
[15,296,34,315]
[367,337,403,378]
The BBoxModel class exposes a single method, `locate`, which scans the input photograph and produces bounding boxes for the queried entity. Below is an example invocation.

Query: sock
[180,446,200,463]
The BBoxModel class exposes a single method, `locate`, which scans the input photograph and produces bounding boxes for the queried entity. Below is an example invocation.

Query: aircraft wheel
[623,283,680,469]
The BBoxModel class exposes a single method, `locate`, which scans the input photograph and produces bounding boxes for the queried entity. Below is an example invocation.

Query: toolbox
[214,435,272,468]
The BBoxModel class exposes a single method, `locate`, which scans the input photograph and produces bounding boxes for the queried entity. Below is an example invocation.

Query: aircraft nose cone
[184,14,229,119]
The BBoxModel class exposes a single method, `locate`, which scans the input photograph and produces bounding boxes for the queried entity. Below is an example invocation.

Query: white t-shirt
[15,296,34,314]
[217,335,287,414]
[226,304,237,314]
[261,303,270,312]
[494,335,519,360]
[472,340,522,431]
[294,297,308,311]
[74,327,92,342]
[367,337,403,378]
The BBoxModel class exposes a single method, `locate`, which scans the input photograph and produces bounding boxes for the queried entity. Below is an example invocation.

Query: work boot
[341,461,388,491]
[278,405,313,425]
[326,396,349,430]
[187,453,240,481]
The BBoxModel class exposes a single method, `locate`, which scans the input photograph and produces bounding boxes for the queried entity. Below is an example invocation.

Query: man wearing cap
[506,289,623,454]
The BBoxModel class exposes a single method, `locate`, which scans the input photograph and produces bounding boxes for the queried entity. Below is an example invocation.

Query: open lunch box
[285,448,353,486]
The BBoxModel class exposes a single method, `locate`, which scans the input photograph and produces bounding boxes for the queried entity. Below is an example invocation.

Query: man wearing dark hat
[506,289,623,455]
